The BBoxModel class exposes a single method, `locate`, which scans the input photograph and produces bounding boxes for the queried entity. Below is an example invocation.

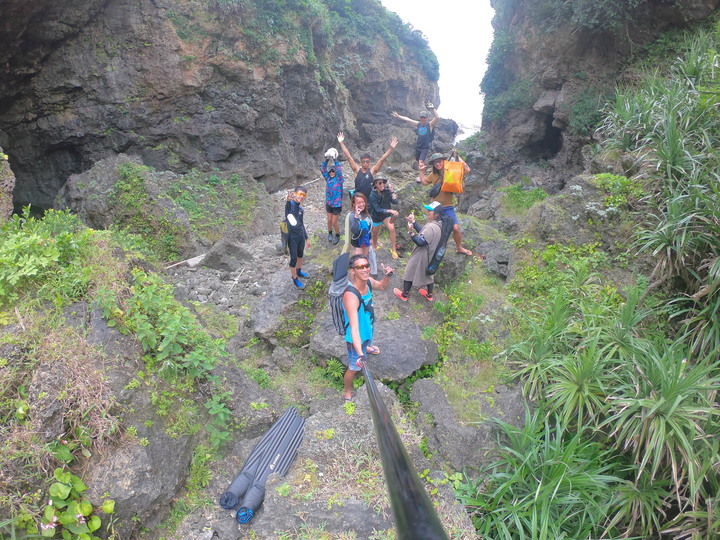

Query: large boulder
[411,379,526,470]
[310,314,439,381]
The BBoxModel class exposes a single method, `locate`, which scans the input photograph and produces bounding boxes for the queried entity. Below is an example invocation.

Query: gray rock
[203,238,254,272]
[309,314,438,382]
[411,379,526,470]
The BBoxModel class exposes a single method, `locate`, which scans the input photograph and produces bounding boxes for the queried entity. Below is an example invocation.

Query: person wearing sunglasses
[321,147,344,245]
[419,152,473,256]
[342,254,394,402]
[368,174,400,259]
[285,186,311,288]
[337,131,398,199]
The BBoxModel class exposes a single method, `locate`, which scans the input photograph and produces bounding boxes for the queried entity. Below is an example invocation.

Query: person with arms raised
[337,132,398,199]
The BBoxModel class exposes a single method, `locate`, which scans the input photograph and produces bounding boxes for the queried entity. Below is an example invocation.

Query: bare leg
[371,226,379,250]
[386,219,397,252]
[453,225,472,255]
[343,369,356,399]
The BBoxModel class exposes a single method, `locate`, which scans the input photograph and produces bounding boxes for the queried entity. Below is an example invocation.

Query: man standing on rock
[391,101,439,176]
[337,132,398,199]
[343,254,394,402]
[420,152,473,256]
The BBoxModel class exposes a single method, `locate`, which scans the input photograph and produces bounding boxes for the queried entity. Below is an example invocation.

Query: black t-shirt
[354,169,373,198]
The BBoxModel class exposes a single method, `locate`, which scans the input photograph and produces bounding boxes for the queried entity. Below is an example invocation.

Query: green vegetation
[111,163,184,260]
[201,0,439,80]
[459,21,720,539]
[0,208,236,533]
[591,173,646,210]
[567,86,607,136]
[40,469,115,538]
[498,177,548,212]
[482,78,535,124]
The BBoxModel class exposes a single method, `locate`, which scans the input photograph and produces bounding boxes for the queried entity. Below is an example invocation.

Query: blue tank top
[343,283,374,343]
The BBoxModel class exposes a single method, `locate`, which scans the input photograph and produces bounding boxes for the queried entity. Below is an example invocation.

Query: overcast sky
[380,0,494,132]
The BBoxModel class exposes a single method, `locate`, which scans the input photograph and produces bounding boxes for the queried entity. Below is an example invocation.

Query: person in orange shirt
[419,152,472,256]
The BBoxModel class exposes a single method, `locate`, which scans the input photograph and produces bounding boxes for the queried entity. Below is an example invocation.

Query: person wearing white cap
[393,202,444,302]
[321,148,344,244]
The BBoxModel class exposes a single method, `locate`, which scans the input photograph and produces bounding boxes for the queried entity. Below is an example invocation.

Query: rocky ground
[149,167,524,539]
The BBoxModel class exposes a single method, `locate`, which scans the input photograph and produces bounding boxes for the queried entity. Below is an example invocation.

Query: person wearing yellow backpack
[419,152,473,256]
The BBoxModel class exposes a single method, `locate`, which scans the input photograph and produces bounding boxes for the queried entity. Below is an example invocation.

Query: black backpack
[329,252,374,335]
[426,215,455,275]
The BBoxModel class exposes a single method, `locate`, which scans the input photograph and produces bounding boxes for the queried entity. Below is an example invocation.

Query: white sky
[380,0,494,132]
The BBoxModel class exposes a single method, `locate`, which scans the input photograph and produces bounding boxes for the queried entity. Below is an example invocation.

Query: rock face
[0,0,440,210]
[469,0,720,195]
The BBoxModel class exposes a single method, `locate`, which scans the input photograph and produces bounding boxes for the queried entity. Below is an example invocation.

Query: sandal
[343,395,353,403]
[390,249,399,260]
[366,345,381,355]
[393,288,408,301]
[456,248,473,256]
[419,288,434,301]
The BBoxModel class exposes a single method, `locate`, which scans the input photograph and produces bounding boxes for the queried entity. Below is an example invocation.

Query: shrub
[498,177,547,212]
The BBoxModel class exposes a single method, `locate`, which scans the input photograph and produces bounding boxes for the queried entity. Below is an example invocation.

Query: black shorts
[326,204,342,215]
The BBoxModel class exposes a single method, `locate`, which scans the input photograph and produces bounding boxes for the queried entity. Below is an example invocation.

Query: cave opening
[523,112,563,161]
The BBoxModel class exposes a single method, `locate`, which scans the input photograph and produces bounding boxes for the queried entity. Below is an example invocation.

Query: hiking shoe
[293,278,304,288]
[419,288,434,301]
[393,288,408,301]
[297,269,309,278]
[327,232,333,242]
[332,234,340,244]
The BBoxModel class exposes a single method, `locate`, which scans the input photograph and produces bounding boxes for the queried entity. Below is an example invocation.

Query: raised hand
[389,136,398,149]
[337,132,345,144]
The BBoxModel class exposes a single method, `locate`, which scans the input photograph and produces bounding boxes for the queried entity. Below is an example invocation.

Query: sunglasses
[295,192,307,198]
[352,264,370,270]
[375,180,386,185]
[361,160,371,164]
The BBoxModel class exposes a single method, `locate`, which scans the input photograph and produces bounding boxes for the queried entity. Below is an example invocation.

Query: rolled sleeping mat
[236,415,305,523]
[219,407,300,509]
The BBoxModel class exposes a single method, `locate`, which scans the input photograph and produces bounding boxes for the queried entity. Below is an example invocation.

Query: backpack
[329,252,374,335]
[426,215,455,275]
[280,219,289,255]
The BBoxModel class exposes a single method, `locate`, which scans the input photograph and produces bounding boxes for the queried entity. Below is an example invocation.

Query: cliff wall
[472,0,719,193]
[0,0,440,209]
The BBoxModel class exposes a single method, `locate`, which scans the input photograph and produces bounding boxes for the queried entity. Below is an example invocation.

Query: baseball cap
[423,201,443,213]
[419,110,429,118]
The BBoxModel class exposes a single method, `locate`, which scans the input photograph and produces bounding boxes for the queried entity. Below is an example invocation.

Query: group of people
[281,105,475,399]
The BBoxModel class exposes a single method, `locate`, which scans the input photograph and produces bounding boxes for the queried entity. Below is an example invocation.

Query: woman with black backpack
[393,202,444,302]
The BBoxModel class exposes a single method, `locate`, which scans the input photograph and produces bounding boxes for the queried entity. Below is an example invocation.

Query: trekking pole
[360,363,449,540]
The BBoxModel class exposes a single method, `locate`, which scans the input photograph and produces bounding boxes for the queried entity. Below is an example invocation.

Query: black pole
[361,364,449,540]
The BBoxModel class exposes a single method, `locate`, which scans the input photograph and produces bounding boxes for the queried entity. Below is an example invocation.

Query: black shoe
[297,269,309,278]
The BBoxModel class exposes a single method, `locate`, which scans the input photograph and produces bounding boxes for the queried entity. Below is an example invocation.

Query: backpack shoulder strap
[345,284,364,306]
